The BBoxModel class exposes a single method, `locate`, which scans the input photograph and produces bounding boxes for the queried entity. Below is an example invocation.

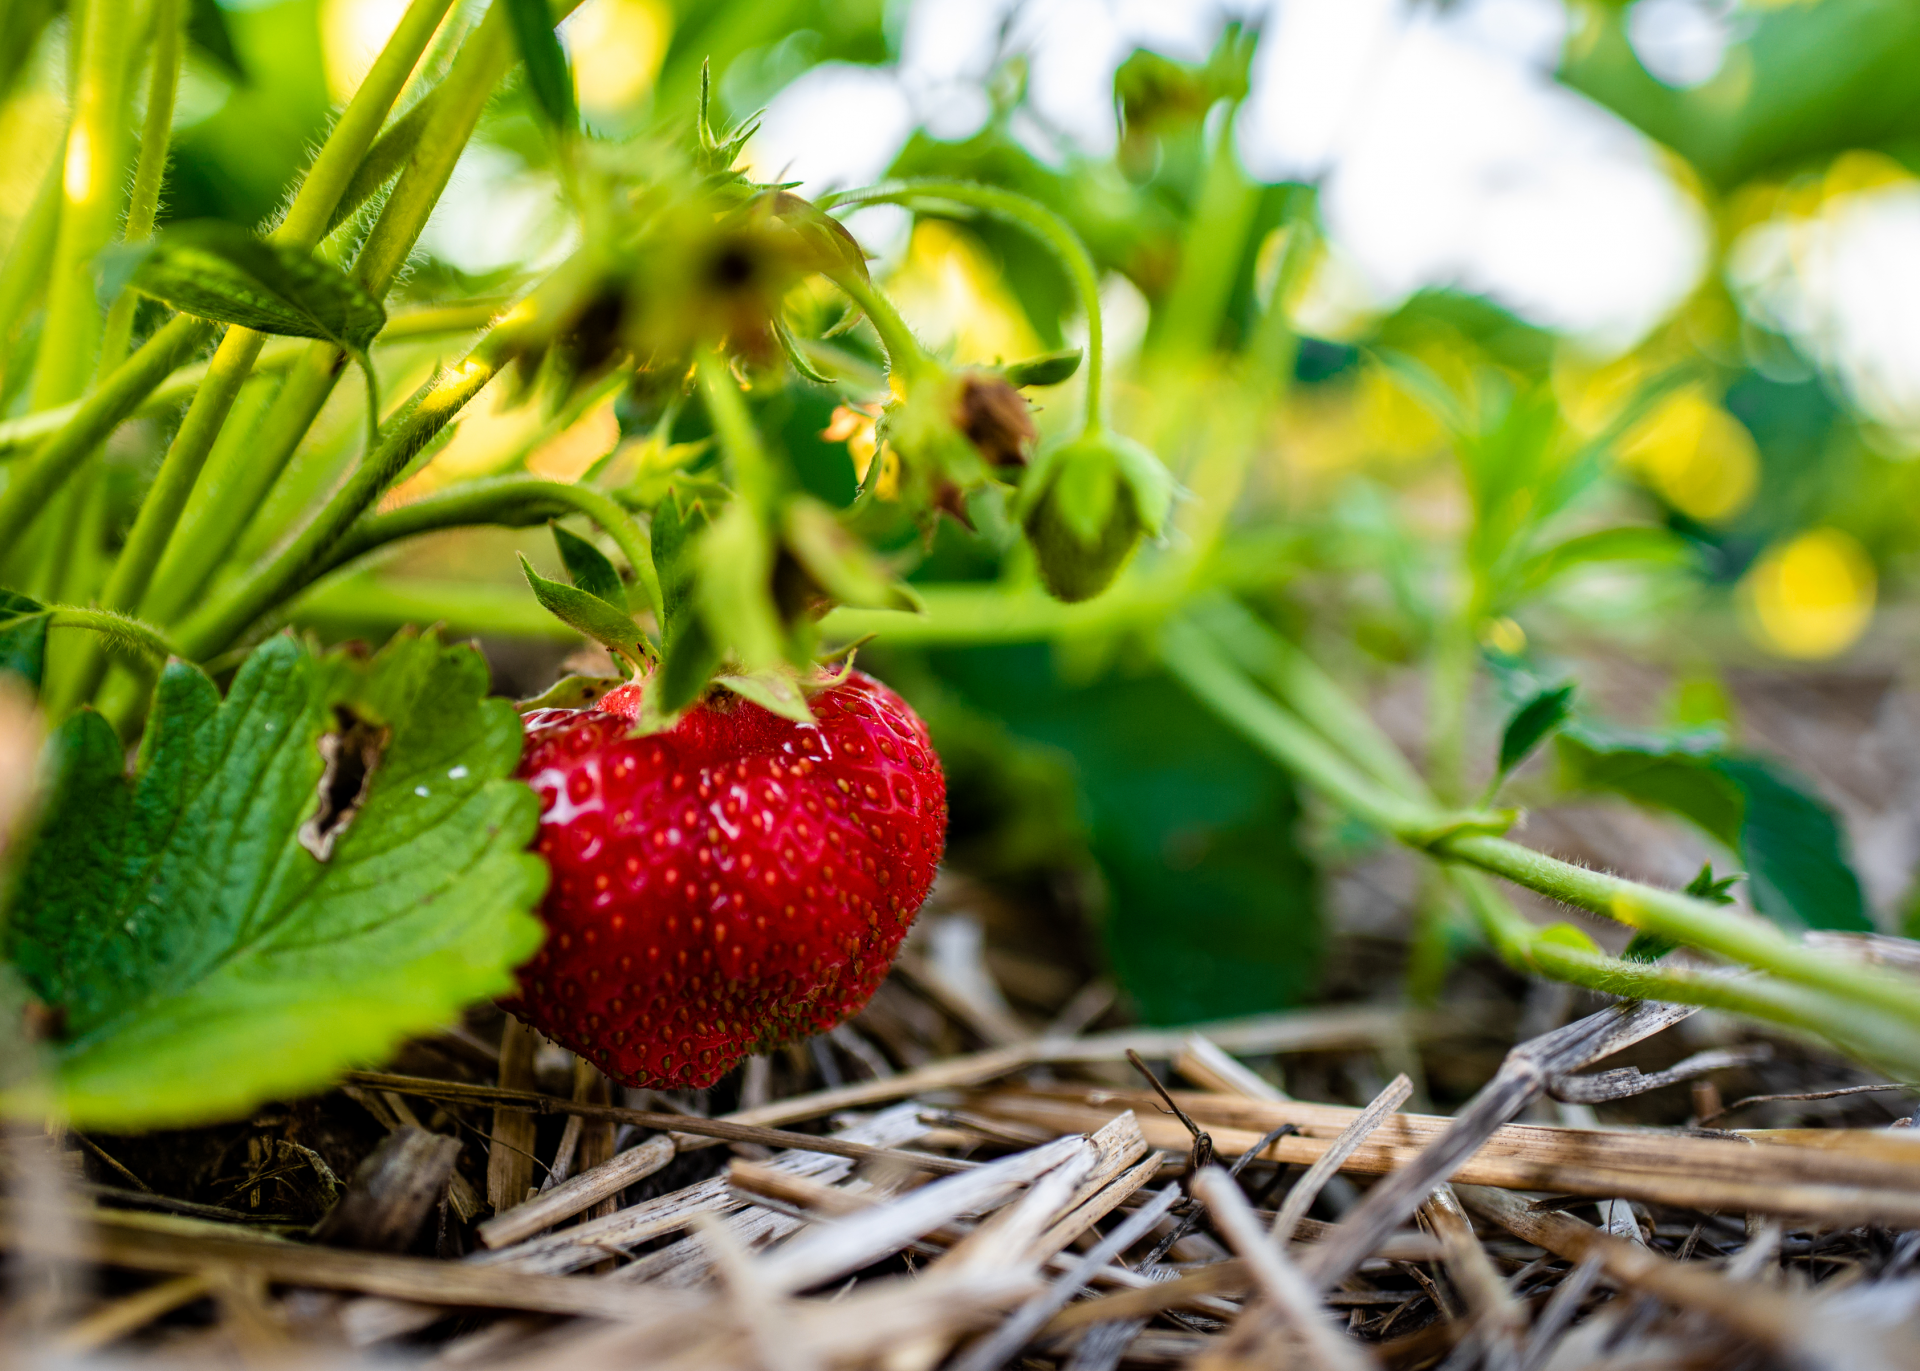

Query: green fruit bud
[1018,431,1174,603]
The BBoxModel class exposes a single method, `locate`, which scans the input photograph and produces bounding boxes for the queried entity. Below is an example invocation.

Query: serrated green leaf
[0,589,48,690]
[1497,683,1574,779]
[1005,347,1083,388]
[1684,860,1742,905]
[502,0,576,133]
[519,555,647,670]
[551,523,626,609]
[107,221,386,352]
[0,633,545,1127]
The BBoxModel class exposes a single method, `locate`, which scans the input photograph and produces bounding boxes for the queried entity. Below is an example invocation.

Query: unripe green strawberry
[1020,431,1175,602]
[505,670,945,1088]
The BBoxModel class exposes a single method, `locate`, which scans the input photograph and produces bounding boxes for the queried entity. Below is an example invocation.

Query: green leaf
[1558,725,1871,934]
[519,555,647,671]
[1005,347,1083,388]
[107,221,386,352]
[1516,526,1688,599]
[652,483,719,649]
[1557,724,1744,848]
[502,0,576,133]
[0,633,545,1127]
[551,523,626,609]
[781,497,919,612]
[1497,683,1574,780]
[0,589,48,690]
[1714,756,1871,934]
[1624,864,1739,963]
[654,612,722,718]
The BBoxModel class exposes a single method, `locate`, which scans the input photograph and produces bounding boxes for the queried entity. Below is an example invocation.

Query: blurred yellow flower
[568,0,671,118]
[1743,527,1876,659]
[823,403,896,498]
[884,221,1041,367]
[1479,616,1527,657]
[1619,386,1759,523]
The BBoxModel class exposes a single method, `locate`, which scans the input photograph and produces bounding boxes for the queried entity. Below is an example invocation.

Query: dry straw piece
[10,985,1920,1370]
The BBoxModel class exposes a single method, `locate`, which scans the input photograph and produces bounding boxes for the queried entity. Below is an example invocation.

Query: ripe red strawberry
[505,670,945,1088]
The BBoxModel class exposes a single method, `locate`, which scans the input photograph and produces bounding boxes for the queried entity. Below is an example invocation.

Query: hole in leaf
[299,706,390,862]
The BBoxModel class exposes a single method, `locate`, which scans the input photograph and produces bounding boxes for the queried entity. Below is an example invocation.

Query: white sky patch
[1731,184,1920,439]
[745,62,918,197]
[1240,0,1705,352]
[418,145,574,277]
[1626,0,1745,89]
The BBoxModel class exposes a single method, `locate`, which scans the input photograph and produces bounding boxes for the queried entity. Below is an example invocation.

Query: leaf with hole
[0,632,545,1127]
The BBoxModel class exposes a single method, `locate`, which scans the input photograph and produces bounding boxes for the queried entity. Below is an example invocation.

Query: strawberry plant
[3,0,1920,1143]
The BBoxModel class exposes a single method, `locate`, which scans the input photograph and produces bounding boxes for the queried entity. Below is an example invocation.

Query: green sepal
[104,221,386,352]
[0,589,49,690]
[550,522,626,610]
[1004,347,1082,388]
[782,497,921,612]
[714,669,813,724]
[518,555,648,673]
[517,675,626,713]
[654,613,722,719]
[695,502,786,671]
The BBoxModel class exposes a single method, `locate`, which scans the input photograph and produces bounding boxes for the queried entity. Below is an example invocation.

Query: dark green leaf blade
[1713,756,1872,933]
[1,632,545,1126]
[1556,724,1744,848]
[502,0,576,133]
[111,221,386,351]
[1005,347,1083,388]
[519,555,646,668]
[551,523,626,609]
[0,589,48,689]
[1497,683,1574,780]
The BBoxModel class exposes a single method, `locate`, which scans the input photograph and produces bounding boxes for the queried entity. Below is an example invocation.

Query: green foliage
[518,554,649,674]
[1004,348,1083,388]
[551,522,628,609]
[0,590,47,689]
[1495,683,1574,782]
[930,645,1320,1025]
[1,633,545,1126]
[503,0,578,134]
[1559,724,1871,933]
[106,220,386,353]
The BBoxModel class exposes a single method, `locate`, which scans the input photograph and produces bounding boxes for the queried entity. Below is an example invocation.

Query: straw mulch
[5,912,1920,1371]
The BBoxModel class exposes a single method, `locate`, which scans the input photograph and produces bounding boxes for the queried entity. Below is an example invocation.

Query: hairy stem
[1160,614,1920,1048]
[140,0,582,633]
[170,320,533,664]
[823,180,1106,430]
[822,270,938,385]
[318,476,663,624]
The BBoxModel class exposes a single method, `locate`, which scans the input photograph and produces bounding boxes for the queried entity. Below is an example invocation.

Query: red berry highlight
[504,670,946,1088]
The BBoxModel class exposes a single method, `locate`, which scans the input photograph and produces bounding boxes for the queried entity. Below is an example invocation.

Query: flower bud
[1018,431,1174,602]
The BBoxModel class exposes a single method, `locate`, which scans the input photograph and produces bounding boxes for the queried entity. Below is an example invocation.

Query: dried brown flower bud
[954,372,1037,469]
